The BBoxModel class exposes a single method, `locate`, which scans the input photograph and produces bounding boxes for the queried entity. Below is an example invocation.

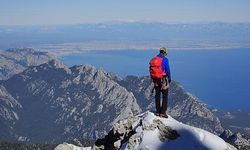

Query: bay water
[60,48,250,109]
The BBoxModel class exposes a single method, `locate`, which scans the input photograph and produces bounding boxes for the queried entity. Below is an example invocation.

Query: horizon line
[1,20,250,26]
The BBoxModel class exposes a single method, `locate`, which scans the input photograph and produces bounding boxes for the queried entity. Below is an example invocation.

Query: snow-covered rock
[93,111,236,150]
[55,143,91,150]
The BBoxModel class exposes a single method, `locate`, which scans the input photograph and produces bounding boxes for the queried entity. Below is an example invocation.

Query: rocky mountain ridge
[1,58,223,143]
[0,48,54,80]
[220,129,250,150]
[0,59,141,142]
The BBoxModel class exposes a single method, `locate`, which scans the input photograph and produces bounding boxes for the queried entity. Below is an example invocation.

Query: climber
[149,47,171,118]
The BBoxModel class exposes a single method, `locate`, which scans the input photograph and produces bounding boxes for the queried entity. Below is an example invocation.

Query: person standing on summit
[149,47,171,118]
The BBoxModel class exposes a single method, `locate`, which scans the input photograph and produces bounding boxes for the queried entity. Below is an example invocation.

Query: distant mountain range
[1,22,250,50]
[0,48,249,149]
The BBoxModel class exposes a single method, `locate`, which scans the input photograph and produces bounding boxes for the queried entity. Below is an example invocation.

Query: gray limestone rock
[0,85,22,141]
[0,48,54,80]
[0,60,141,143]
[153,119,179,142]
[220,129,250,150]
[93,112,179,150]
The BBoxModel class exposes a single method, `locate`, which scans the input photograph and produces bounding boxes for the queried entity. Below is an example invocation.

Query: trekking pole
[150,88,154,97]
[149,82,154,97]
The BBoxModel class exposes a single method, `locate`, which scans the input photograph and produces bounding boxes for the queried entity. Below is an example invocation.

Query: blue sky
[1,0,250,25]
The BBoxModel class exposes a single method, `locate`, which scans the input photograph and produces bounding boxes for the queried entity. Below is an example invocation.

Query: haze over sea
[60,48,250,110]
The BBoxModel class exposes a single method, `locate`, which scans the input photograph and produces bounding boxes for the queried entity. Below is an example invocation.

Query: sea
[60,48,250,110]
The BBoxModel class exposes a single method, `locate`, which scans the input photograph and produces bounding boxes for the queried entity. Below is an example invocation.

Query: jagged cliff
[220,129,250,150]
[0,60,141,142]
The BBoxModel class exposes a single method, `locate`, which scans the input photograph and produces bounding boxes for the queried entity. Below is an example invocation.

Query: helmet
[159,47,168,54]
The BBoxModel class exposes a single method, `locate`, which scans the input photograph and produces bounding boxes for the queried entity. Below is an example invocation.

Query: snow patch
[17,136,29,142]
[65,111,235,150]
[70,107,76,115]
[96,104,103,113]
[55,143,91,150]
[122,111,231,150]
[12,111,19,120]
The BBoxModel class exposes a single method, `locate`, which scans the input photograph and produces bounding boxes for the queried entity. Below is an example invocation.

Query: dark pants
[154,79,169,114]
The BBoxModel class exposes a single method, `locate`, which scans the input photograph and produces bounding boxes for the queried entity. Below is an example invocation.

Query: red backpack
[149,56,163,79]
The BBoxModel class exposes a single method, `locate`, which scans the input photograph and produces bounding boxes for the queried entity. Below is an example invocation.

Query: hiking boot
[159,113,168,118]
[155,113,160,116]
